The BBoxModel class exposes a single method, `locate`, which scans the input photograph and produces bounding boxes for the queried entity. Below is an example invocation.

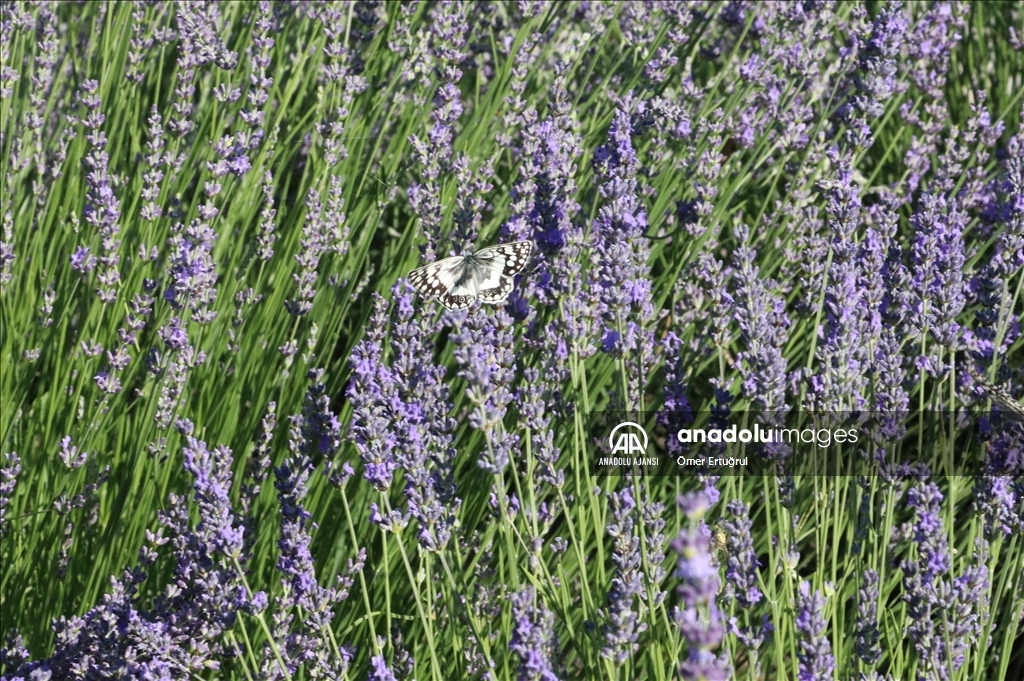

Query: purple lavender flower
[347,286,460,549]
[973,471,1023,538]
[139,105,166,222]
[696,254,734,350]
[509,586,562,681]
[79,79,122,305]
[720,499,761,608]
[873,328,909,441]
[731,223,790,419]
[388,281,459,552]
[347,294,399,491]
[515,366,564,490]
[255,168,278,261]
[590,107,655,407]
[836,2,908,148]
[0,213,14,294]
[389,624,415,680]
[70,245,96,272]
[58,436,88,469]
[905,2,969,101]
[368,655,398,681]
[602,483,647,664]
[855,569,881,667]
[502,117,581,309]
[285,182,348,315]
[165,219,218,323]
[153,343,206,431]
[909,192,967,349]
[659,332,694,457]
[900,480,988,679]
[268,384,356,678]
[452,307,518,473]
[159,316,188,351]
[673,492,731,681]
[0,451,21,536]
[8,436,248,678]
[814,145,868,411]
[125,2,154,84]
[794,581,835,681]
[641,490,668,608]
[239,2,275,137]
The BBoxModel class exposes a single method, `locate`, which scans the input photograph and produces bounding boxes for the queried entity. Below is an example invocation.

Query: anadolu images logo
[609,422,648,456]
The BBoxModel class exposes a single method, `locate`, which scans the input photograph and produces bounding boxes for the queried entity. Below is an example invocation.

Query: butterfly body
[408,241,531,310]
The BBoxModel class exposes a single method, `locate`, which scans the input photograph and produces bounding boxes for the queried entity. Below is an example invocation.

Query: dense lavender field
[1,1,1022,680]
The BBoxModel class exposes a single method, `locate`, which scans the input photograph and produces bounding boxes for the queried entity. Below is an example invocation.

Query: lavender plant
[1,3,1021,680]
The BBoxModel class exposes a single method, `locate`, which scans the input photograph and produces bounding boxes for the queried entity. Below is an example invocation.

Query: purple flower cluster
[909,193,967,349]
[509,586,562,681]
[265,371,358,678]
[794,581,836,681]
[601,483,647,664]
[811,144,884,412]
[6,437,247,679]
[347,285,460,549]
[348,294,401,492]
[515,366,564,491]
[854,569,882,668]
[452,307,518,473]
[730,223,791,456]
[165,219,218,323]
[720,499,761,608]
[388,282,459,552]
[502,117,582,309]
[900,481,989,679]
[0,451,21,537]
[78,80,122,306]
[673,492,731,681]
[836,2,908,149]
[590,107,655,406]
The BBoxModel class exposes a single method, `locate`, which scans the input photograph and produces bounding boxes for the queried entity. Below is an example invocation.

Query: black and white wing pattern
[470,241,533,279]
[407,255,466,300]
[407,241,532,310]
[967,366,1024,424]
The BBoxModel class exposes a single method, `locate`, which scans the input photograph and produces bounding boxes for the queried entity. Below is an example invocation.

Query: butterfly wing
[436,291,476,310]
[471,241,533,278]
[407,255,466,299]
[968,367,1024,424]
[475,276,514,304]
[408,242,532,309]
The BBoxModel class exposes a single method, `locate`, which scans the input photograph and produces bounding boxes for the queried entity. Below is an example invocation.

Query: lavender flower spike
[510,586,562,681]
[673,492,731,681]
[368,655,398,681]
[795,581,835,681]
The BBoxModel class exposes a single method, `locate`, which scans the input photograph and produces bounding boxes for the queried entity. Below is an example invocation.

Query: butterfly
[967,366,1024,424]
[407,241,532,310]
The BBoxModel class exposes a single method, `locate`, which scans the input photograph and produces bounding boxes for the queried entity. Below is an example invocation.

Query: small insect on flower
[967,366,1024,424]
[710,521,729,565]
[407,241,532,310]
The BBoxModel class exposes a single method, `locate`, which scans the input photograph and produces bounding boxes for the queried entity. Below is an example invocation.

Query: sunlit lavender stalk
[509,586,562,680]
[0,451,21,537]
[795,580,835,681]
[602,484,647,664]
[673,492,731,681]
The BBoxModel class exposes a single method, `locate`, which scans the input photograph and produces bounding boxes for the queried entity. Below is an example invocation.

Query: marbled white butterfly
[407,241,532,310]
[967,366,1024,424]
